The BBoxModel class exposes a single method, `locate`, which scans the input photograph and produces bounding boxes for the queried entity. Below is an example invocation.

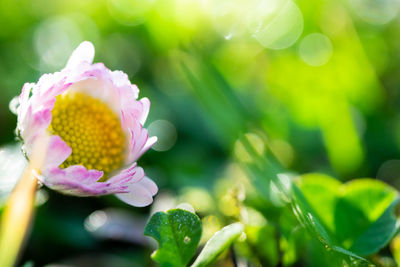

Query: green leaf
[296,173,400,258]
[334,179,396,248]
[144,208,202,267]
[295,173,341,234]
[291,183,333,247]
[349,197,400,255]
[291,182,370,264]
[191,222,244,267]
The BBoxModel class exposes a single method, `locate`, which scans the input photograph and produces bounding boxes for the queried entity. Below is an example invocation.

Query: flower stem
[0,137,48,267]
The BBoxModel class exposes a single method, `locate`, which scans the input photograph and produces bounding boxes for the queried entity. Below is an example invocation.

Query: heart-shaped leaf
[295,173,400,257]
[144,208,202,267]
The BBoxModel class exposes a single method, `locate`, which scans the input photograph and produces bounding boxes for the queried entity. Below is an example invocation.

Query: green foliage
[349,198,400,256]
[243,224,279,266]
[144,209,202,267]
[2,0,400,265]
[145,209,245,267]
[191,222,244,267]
[295,173,400,260]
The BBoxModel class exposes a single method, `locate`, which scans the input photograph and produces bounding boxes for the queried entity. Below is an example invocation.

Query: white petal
[65,41,95,70]
[42,135,72,171]
[139,97,150,125]
[142,136,157,154]
[115,183,154,207]
[115,176,157,207]
[138,176,158,196]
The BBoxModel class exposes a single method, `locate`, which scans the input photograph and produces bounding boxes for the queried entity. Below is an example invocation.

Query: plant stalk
[0,137,48,267]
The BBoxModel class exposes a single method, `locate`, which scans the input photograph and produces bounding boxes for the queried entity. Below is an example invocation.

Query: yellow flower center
[49,92,125,175]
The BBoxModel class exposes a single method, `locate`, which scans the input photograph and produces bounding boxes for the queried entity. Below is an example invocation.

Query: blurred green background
[1,0,400,266]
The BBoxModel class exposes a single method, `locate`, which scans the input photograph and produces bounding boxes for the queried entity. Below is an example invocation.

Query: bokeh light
[1,0,400,265]
[234,133,265,163]
[253,0,303,49]
[299,33,333,66]
[349,0,400,25]
[147,120,177,152]
[34,16,82,71]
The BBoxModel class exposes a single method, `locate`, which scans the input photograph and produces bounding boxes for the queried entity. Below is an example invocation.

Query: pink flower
[15,41,158,207]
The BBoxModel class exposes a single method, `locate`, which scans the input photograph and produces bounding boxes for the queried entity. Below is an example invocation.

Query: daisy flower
[14,41,158,207]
